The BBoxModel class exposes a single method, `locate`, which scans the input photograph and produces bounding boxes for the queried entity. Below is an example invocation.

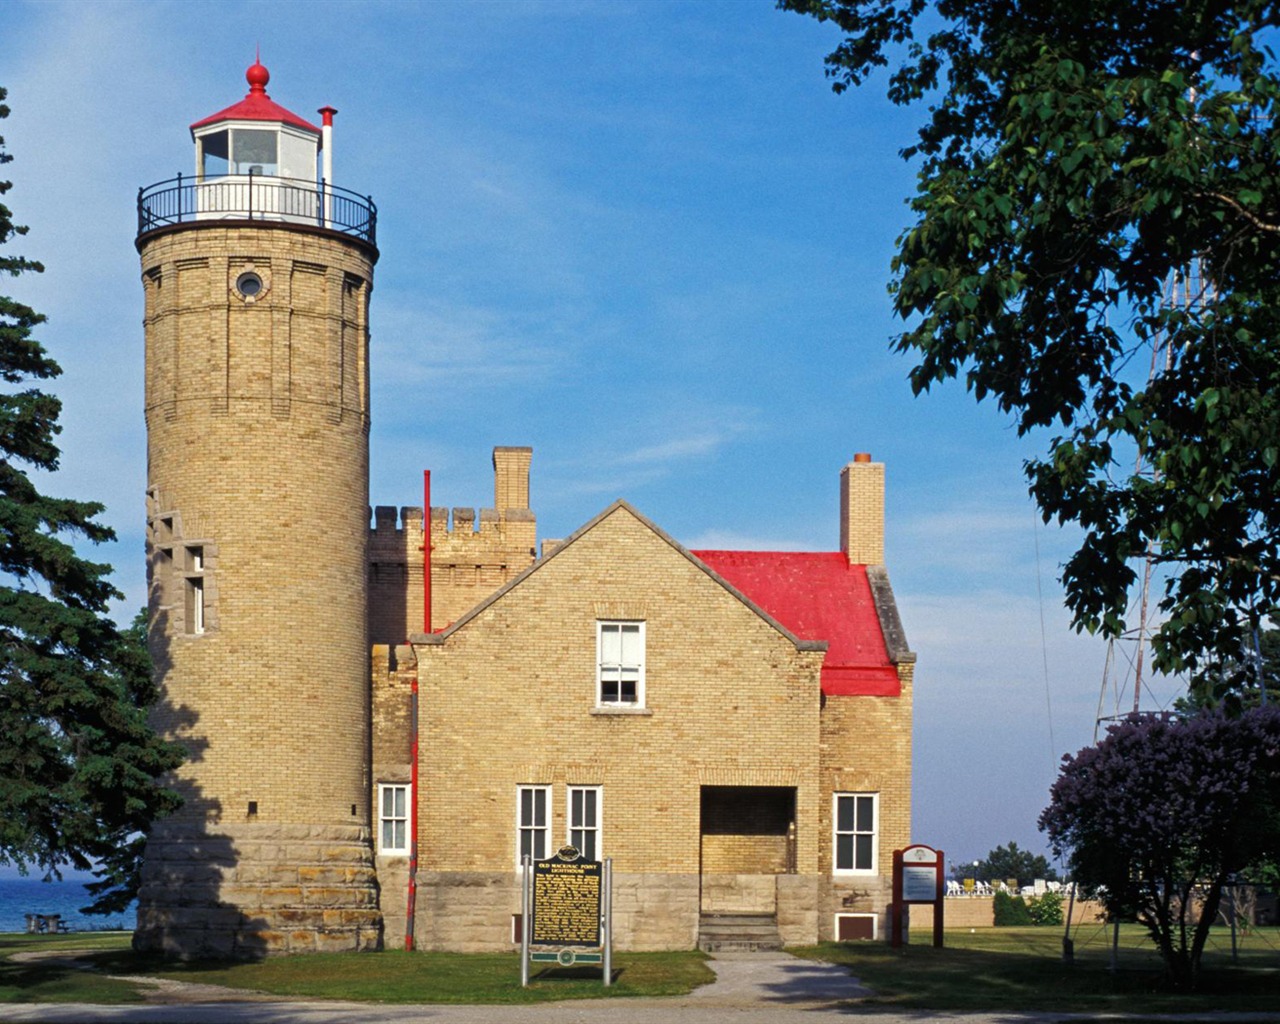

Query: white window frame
[377,783,409,855]
[516,785,551,868]
[596,621,645,707]
[567,785,602,861]
[188,577,205,635]
[833,792,878,875]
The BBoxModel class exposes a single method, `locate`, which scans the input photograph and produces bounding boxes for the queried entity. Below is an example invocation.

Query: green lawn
[0,931,149,1004]
[6,924,1279,1011]
[793,924,1280,1014]
[0,931,711,1005]
[92,946,712,1004]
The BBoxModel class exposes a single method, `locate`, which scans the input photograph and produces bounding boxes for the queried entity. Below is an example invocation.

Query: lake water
[0,875,134,933]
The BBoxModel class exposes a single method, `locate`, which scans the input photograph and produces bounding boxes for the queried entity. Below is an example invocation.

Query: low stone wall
[409,870,702,951]
[701,873,777,913]
[943,895,1108,929]
[776,874,820,946]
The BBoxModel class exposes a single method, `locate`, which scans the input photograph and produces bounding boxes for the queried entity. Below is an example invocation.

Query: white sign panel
[903,864,938,902]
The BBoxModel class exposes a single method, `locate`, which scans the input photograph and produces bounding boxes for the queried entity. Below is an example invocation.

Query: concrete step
[697,913,783,952]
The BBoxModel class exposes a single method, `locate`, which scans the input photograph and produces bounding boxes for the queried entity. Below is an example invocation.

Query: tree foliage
[1182,625,1279,712]
[782,0,1280,680]
[1026,888,1064,926]
[1039,708,1280,990]
[966,840,1058,885]
[0,87,182,912]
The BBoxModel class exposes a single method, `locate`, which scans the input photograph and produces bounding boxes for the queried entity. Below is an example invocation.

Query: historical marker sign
[531,850,602,947]
[521,849,613,988]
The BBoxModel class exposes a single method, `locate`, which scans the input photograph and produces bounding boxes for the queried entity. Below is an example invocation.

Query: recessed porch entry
[698,786,796,914]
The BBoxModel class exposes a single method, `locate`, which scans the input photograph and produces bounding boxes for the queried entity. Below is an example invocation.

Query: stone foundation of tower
[135,822,382,958]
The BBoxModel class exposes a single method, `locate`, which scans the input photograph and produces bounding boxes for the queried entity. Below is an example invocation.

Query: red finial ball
[246,60,270,94]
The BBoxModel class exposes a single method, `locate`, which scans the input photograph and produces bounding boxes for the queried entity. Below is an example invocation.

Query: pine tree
[0,87,182,913]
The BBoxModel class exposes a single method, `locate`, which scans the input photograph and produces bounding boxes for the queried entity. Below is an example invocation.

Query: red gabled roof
[693,551,900,697]
[190,60,320,136]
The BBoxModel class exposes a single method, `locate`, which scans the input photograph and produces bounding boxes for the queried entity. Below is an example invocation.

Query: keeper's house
[369,454,914,951]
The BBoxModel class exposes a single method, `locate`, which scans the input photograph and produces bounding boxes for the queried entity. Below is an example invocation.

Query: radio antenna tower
[1094,260,1213,739]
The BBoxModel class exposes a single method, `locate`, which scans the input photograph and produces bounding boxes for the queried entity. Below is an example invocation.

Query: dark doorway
[699,786,796,913]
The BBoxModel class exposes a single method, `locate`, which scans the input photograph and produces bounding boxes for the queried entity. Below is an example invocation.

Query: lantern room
[136,59,375,247]
[190,59,330,184]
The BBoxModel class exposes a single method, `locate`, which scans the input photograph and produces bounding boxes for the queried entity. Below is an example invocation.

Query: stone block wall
[136,821,381,958]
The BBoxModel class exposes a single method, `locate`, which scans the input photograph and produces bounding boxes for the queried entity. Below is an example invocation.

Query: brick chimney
[493,446,532,512]
[840,453,884,565]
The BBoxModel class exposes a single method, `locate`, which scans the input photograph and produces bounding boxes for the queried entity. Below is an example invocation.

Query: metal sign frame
[521,848,612,987]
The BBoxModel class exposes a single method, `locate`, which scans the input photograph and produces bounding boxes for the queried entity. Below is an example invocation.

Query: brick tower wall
[136,223,380,957]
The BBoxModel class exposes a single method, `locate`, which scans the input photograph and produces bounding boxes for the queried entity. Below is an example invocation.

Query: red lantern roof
[190,59,320,136]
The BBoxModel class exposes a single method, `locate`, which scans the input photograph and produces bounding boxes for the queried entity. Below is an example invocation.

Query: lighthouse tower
[134,61,380,957]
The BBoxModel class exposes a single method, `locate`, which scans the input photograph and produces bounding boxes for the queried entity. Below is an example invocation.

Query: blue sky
[1,0,1185,872]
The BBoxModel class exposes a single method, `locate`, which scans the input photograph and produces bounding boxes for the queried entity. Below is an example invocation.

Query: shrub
[1028,890,1064,926]
[993,890,1032,926]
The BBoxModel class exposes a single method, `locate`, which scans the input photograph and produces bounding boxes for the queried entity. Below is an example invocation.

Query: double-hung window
[517,785,551,866]
[378,783,409,855]
[833,793,878,874]
[567,786,601,861]
[597,621,644,706]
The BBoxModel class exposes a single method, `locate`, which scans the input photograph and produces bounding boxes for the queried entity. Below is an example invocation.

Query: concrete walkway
[689,948,875,1004]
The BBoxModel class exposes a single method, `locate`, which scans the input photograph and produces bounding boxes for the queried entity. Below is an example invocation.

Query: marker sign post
[521,847,612,987]
[891,844,944,948]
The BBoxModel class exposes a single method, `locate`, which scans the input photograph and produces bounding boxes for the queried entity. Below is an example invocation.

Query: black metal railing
[137,172,376,246]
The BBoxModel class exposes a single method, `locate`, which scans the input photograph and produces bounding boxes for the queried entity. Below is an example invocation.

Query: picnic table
[23,913,68,934]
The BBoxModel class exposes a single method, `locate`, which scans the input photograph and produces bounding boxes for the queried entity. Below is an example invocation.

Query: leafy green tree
[967,840,1058,886]
[0,87,182,913]
[1181,626,1279,712]
[1040,708,1280,990]
[781,0,1280,682]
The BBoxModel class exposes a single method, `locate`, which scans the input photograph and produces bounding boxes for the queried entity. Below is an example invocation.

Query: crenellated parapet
[367,448,539,644]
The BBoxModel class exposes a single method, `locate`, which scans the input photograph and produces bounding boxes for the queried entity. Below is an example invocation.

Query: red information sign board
[891,844,944,948]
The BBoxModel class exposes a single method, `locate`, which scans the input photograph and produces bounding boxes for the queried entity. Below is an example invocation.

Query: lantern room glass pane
[232,129,278,175]
[201,130,229,178]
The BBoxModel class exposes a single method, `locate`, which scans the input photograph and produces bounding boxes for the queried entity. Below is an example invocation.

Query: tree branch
[1199,191,1280,234]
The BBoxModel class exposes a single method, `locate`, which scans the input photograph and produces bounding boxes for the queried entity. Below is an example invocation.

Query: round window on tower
[235,271,264,299]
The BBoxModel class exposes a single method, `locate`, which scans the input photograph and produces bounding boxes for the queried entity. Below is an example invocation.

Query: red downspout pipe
[405,674,419,951]
[405,471,431,951]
